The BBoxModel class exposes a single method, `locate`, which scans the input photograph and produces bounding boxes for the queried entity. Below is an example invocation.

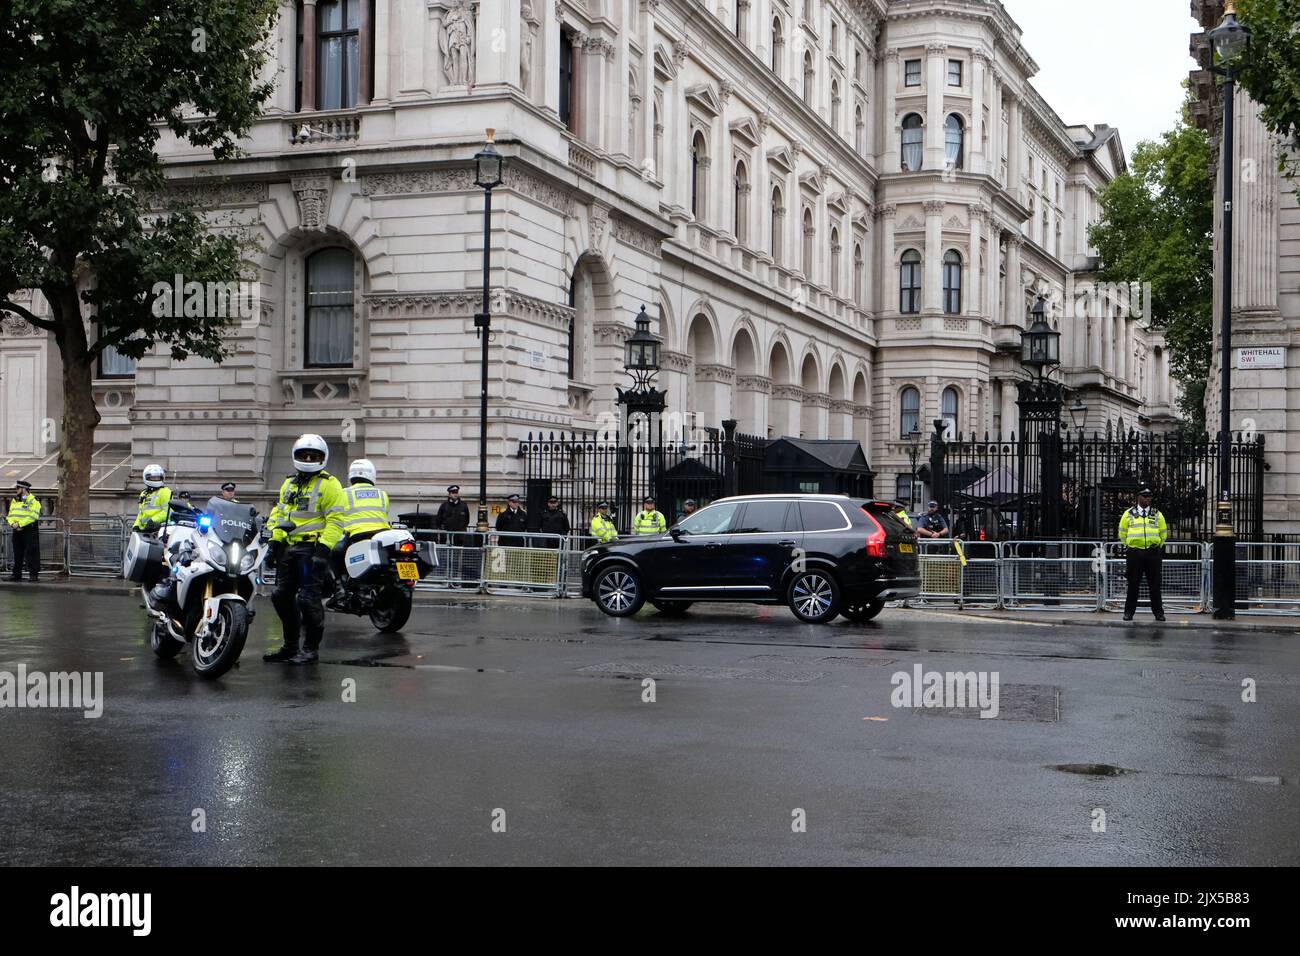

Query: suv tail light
[864,512,887,558]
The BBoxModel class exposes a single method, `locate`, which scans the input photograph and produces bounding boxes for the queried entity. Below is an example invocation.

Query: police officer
[1119,487,1167,622]
[435,485,470,536]
[495,493,528,545]
[264,434,347,664]
[915,500,950,538]
[893,502,913,530]
[633,496,667,536]
[133,463,172,532]
[329,459,392,596]
[7,480,41,582]
[675,499,698,525]
[219,482,239,502]
[538,495,570,548]
[590,501,618,544]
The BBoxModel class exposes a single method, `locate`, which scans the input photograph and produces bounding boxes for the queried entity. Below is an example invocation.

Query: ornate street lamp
[1208,0,1251,618]
[623,305,661,389]
[472,129,504,533]
[1020,295,1060,375]
[905,427,923,511]
[1068,396,1088,431]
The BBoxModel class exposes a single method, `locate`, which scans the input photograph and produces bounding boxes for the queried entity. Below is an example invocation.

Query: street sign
[1237,347,1285,369]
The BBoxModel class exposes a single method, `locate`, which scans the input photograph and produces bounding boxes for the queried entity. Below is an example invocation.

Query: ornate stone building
[0,0,1178,513]
[1191,0,1300,533]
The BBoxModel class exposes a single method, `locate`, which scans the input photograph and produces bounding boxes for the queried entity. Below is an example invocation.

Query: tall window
[942,387,959,438]
[853,243,864,304]
[691,130,708,220]
[318,0,360,111]
[733,161,749,243]
[802,51,814,105]
[899,249,921,314]
[947,59,963,86]
[735,0,743,39]
[829,228,841,295]
[943,250,962,314]
[945,114,964,170]
[559,31,576,131]
[900,386,920,438]
[830,22,838,55]
[771,186,784,264]
[771,17,783,72]
[855,103,866,154]
[901,113,923,171]
[830,79,841,131]
[567,272,577,380]
[98,327,137,378]
[904,59,922,87]
[801,207,814,277]
[305,248,355,368]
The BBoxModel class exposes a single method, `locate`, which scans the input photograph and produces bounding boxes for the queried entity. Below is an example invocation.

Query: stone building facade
[1191,0,1300,533]
[0,0,1178,514]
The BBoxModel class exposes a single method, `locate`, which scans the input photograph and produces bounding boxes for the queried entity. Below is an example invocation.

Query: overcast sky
[999,0,1202,158]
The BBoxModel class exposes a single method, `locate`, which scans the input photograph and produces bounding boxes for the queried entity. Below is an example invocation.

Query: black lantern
[474,128,504,189]
[1068,396,1088,430]
[623,305,661,389]
[1209,1,1250,64]
[1020,295,1059,374]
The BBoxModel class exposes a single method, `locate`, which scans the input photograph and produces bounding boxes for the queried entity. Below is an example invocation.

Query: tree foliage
[1087,108,1214,428]
[1236,0,1300,188]
[0,0,278,516]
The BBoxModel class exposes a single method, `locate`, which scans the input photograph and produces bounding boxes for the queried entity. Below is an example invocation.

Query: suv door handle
[704,541,722,548]
[778,539,797,547]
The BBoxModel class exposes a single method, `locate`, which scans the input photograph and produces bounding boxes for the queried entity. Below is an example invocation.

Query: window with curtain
[947,59,962,86]
[901,113,923,171]
[942,387,959,438]
[318,0,360,111]
[904,59,921,87]
[943,250,962,314]
[900,386,920,438]
[98,327,137,378]
[945,114,964,170]
[305,248,355,368]
[899,249,921,314]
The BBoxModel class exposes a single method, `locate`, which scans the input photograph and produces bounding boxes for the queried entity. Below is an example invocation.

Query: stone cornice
[695,363,735,384]
[659,348,692,371]
[364,290,575,331]
[772,384,805,402]
[737,374,773,393]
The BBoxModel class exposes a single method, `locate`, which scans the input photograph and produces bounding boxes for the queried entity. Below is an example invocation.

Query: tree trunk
[51,286,100,520]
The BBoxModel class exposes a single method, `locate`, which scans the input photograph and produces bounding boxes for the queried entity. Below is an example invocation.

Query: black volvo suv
[580,494,919,624]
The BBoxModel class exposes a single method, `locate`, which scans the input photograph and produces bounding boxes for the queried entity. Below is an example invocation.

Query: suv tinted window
[862,503,913,537]
[732,501,791,534]
[799,501,848,532]
[676,501,740,535]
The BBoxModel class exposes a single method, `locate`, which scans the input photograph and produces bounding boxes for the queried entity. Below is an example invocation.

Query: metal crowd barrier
[913,539,1003,608]
[1230,541,1300,615]
[1000,540,1105,611]
[561,534,601,598]
[0,517,67,577]
[66,516,133,578]
[413,530,484,592]
[1103,541,1208,614]
[480,531,567,596]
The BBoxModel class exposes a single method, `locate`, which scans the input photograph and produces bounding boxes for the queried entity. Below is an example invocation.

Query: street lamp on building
[472,129,504,533]
[1208,0,1250,619]
[616,305,666,443]
[1068,396,1088,431]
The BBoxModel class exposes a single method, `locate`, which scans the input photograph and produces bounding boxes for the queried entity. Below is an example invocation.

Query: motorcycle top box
[123,531,164,583]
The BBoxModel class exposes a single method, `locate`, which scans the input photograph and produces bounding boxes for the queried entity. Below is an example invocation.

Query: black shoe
[289,648,319,665]
[1122,614,1134,622]
[1154,614,1166,622]
[263,646,299,662]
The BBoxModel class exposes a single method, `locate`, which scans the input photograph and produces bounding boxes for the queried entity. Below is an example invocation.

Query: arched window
[829,227,841,295]
[899,249,921,314]
[900,386,920,438]
[305,248,355,368]
[901,113,923,171]
[734,160,749,243]
[942,386,959,438]
[830,79,841,132]
[945,114,964,170]
[771,186,784,264]
[691,130,708,220]
[735,0,744,40]
[943,250,962,314]
[853,243,865,304]
[317,0,360,110]
[802,51,814,105]
[802,207,815,278]
[855,103,866,155]
[771,17,783,73]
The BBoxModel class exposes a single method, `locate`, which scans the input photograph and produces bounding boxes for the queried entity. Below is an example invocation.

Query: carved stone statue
[520,3,535,96]
[441,1,475,88]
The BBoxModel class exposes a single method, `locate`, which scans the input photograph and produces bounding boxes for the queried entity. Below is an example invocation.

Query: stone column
[473,0,519,89]
[989,67,1003,182]
[372,0,390,102]
[544,1,561,114]
[301,0,318,111]
[357,0,374,105]
[985,228,1001,327]
[585,39,611,150]
[1233,89,1281,314]
[923,200,945,313]
[1000,379,1019,438]
[883,51,899,171]
[971,51,987,174]
[1004,235,1023,325]
[1007,91,1023,201]
[966,205,984,316]
[925,43,947,171]
[854,403,872,454]
[269,1,296,113]
[878,204,897,314]
[672,43,690,214]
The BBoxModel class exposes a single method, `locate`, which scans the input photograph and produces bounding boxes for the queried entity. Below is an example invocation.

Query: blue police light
[198,515,212,532]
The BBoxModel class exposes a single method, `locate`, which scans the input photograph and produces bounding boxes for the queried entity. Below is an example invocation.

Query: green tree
[0,0,276,518]
[1087,109,1214,428]
[1235,0,1300,188]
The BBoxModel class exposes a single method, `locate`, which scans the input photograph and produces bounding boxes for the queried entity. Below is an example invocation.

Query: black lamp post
[1209,1,1249,619]
[1068,396,1088,431]
[1017,294,1065,538]
[905,427,923,511]
[614,306,665,529]
[472,129,504,533]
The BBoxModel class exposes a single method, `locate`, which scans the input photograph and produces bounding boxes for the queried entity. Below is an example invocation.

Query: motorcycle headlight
[239,549,258,574]
[207,540,227,568]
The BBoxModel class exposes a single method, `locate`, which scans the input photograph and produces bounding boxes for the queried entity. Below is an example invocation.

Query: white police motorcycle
[123,497,269,678]
[327,525,433,632]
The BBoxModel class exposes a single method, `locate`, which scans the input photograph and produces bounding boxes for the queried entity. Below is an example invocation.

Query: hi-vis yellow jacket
[7,494,41,528]
[633,509,667,535]
[590,513,618,543]
[1118,507,1168,550]
[268,472,347,548]
[338,482,392,538]
[134,487,172,529]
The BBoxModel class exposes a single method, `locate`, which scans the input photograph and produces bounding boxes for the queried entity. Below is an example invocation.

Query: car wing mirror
[669,527,684,540]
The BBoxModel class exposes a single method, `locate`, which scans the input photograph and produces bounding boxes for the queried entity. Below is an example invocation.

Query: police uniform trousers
[11,524,39,581]
[1124,547,1164,618]
[272,542,326,651]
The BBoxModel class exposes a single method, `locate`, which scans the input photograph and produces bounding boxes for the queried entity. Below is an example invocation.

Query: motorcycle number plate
[396,561,419,581]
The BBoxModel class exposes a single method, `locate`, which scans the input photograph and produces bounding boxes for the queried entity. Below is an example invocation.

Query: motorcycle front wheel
[192,601,249,679]
[150,621,184,660]
[369,588,413,633]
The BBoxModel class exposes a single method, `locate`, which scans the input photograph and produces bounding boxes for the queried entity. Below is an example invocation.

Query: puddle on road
[1052,763,1134,776]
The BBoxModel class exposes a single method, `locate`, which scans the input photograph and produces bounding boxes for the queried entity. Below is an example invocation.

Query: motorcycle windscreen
[204,498,259,545]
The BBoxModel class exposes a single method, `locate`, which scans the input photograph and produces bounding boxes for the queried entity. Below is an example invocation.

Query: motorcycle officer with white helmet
[134,464,172,532]
[327,459,393,601]
[264,435,347,664]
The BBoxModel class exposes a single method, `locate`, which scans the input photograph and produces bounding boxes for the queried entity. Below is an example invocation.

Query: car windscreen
[204,498,259,544]
[675,501,741,535]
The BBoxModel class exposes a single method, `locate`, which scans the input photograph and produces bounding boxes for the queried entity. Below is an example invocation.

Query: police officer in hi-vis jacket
[7,480,42,582]
[1119,487,1168,622]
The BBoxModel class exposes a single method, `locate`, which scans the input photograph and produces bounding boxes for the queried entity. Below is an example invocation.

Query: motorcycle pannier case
[343,537,386,581]
[123,531,165,583]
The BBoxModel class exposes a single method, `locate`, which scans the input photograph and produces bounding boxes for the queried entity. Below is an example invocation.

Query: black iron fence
[931,427,1266,542]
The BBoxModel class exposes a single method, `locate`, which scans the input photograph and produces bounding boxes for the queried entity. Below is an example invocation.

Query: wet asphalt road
[0,585,1296,866]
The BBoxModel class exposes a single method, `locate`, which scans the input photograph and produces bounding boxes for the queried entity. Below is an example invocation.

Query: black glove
[312,543,334,585]
[267,538,284,565]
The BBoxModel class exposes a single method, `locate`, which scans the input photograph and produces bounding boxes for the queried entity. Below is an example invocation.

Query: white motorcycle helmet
[292,434,329,474]
[143,463,166,488]
[348,459,377,484]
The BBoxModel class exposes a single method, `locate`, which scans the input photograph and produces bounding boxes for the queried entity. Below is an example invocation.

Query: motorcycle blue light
[199,515,212,528]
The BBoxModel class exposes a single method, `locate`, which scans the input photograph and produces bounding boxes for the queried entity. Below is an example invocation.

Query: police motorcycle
[326,522,433,633]
[123,497,268,678]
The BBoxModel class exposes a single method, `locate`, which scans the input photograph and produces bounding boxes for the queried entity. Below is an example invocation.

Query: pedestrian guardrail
[913,539,1002,608]
[480,531,567,596]
[1000,540,1104,611]
[1103,541,1208,615]
[66,516,132,578]
[1,517,68,577]
[1229,540,1300,615]
[413,530,484,592]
